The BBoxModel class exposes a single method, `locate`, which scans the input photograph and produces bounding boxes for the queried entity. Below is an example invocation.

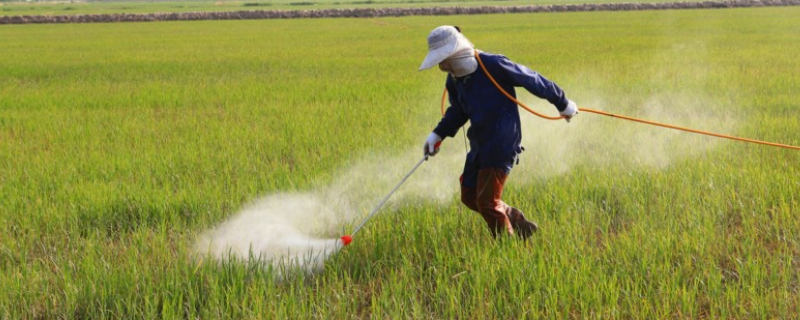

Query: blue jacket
[433,52,569,170]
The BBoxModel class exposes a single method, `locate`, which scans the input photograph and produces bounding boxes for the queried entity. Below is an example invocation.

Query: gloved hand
[560,100,579,123]
[423,132,442,156]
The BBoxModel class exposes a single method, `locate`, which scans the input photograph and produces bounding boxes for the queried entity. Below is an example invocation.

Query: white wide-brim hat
[419,26,474,71]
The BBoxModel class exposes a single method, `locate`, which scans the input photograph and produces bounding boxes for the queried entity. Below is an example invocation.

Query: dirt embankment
[1,0,798,24]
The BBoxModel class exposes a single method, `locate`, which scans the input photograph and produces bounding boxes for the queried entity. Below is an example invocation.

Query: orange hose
[437,50,800,151]
[578,108,800,150]
[441,87,448,117]
[474,50,564,121]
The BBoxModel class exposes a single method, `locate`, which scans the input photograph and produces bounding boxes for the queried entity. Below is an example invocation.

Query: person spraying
[420,25,578,240]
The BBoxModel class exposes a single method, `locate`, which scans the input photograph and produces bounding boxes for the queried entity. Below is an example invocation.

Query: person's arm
[424,77,469,156]
[433,77,469,138]
[493,55,577,121]
[495,57,568,109]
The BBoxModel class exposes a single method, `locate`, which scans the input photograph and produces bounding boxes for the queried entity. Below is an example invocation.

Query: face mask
[439,55,477,78]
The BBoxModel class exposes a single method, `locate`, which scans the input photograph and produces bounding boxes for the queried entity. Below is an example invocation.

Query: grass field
[2,6,800,319]
[0,0,724,17]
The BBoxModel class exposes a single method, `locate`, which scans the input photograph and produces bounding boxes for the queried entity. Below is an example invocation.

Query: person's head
[419,25,477,77]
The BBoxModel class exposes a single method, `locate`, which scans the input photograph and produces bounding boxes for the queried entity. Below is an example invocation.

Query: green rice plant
[1,6,799,319]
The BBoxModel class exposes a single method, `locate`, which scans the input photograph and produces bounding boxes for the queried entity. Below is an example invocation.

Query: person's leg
[460,157,508,238]
[459,155,480,212]
[460,187,480,212]
[475,168,514,238]
[476,168,539,239]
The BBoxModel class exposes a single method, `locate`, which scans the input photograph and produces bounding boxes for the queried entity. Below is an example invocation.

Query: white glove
[423,132,442,156]
[560,100,579,123]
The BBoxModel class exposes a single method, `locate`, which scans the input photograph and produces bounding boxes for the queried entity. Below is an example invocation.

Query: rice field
[1,6,799,319]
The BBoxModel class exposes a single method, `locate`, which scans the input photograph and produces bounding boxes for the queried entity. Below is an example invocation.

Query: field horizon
[2,0,799,20]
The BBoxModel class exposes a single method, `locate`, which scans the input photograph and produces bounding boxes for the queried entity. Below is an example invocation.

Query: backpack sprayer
[338,49,799,248]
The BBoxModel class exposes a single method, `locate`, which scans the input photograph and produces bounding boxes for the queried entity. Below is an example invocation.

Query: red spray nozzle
[340,235,352,246]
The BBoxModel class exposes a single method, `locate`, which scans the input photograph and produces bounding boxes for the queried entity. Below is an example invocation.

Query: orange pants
[460,168,515,238]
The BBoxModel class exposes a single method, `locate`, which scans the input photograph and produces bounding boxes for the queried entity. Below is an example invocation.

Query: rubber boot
[507,207,538,240]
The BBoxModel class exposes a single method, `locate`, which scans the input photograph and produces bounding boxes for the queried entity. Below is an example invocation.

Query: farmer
[420,25,578,240]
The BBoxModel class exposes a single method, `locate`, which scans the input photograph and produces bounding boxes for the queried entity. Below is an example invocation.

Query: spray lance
[340,142,440,246]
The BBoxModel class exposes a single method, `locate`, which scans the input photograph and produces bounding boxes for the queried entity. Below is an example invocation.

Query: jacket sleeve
[433,76,469,138]
[494,56,569,111]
